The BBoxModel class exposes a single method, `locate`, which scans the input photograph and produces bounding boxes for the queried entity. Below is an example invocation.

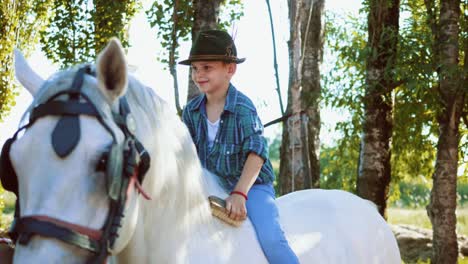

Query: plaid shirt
[182,84,275,191]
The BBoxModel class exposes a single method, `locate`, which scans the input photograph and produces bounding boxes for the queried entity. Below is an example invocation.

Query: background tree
[93,0,140,53]
[41,0,139,68]
[356,0,400,217]
[40,0,95,67]
[0,0,53,121]
[324,0,467,260]
[426,0,464,262]
[186,0,223,101]
[147,0,193,114]
[323,0,441,203]
[146,0,243,112]
[279,0,324,195]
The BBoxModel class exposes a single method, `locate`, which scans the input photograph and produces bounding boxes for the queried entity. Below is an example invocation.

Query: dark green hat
[179,30,246,65]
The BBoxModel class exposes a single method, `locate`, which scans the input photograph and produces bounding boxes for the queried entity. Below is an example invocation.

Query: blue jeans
[246,184,300,264]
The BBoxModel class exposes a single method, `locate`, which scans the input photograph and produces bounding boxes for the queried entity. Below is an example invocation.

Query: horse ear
[14,49,45,96]
[96,38,128,103]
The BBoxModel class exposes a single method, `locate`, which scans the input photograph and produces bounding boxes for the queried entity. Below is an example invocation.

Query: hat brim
[178,56,246,65]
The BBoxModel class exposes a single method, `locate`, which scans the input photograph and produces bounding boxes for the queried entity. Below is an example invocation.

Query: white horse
[9,38,401,263]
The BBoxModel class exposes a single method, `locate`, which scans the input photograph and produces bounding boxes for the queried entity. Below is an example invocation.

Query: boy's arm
[233,152,263,195]
[226,110,267,221]
[226,152,263,221]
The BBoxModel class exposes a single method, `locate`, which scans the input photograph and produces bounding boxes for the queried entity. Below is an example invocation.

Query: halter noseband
[0,65,151,263]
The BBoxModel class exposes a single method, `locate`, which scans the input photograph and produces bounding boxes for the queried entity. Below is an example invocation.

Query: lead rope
[300,113,311,187]
[288,115,298,192]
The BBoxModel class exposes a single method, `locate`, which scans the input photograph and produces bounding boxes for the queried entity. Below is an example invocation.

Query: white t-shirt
[206,119,220,149]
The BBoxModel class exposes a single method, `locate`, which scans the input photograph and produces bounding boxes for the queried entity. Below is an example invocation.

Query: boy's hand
[226,194,247,221]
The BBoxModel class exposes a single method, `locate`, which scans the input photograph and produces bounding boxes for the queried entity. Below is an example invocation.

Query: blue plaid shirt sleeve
[240,113,269,161]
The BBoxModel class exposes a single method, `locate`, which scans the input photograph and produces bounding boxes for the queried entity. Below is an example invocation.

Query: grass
[388,207,468,236]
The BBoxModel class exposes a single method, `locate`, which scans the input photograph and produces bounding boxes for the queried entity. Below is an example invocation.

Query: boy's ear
[227,63,237,75]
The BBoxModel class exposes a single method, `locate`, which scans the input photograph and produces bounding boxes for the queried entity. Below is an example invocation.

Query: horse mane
[124,76,223,259]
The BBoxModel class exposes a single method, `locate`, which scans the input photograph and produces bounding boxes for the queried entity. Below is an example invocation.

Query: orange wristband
[230,191,248,200]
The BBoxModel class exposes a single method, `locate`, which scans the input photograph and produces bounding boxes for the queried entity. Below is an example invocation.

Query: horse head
[5,38,152,263]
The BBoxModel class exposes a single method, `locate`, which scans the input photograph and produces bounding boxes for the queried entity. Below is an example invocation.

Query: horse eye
[95,152,108,172]
[95,146,112,172]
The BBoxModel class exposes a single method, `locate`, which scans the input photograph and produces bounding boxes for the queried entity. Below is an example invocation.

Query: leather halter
[1,65,151,263]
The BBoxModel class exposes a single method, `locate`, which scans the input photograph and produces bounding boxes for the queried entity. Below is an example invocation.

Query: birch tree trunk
[186,0,222,101]
[279,0,324,195]
[356,0,399,217]
[427,0,463,262]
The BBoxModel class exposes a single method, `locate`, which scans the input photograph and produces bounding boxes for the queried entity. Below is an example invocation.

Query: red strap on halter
[126,168,151,200]
[29,215,103,241]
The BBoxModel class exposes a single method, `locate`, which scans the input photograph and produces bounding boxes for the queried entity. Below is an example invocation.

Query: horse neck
[142,93,214,240]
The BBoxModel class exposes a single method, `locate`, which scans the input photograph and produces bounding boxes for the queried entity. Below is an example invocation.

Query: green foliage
[145,0,244,68]
[0,190,16,232]
[319,134,360,192]
[323,12,367,113]
[40,0,95,67]
[0,0,53,121]
[322,0,468,195]
[321,12,366,192]
[218,0,244,30]
[40,0,139,68]
[92,0,141,53]
[0,186,4,230]
[391,0,440,182]
[391,181,431,208]
[146,0,193,67]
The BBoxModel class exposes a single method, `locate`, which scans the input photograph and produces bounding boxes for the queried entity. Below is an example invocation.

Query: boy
[180,30,299,264]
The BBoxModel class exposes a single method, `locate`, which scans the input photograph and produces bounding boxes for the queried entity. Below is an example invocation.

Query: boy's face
[191,61,236,95]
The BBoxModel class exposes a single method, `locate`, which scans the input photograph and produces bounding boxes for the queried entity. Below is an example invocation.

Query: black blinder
[52,115,81,158]
[0,138,19,195]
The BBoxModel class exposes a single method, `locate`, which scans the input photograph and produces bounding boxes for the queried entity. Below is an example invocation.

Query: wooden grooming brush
[208,196,245,227]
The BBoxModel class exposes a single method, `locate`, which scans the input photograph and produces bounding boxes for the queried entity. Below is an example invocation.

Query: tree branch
[265,0,284,115]
[170,0,182,115]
